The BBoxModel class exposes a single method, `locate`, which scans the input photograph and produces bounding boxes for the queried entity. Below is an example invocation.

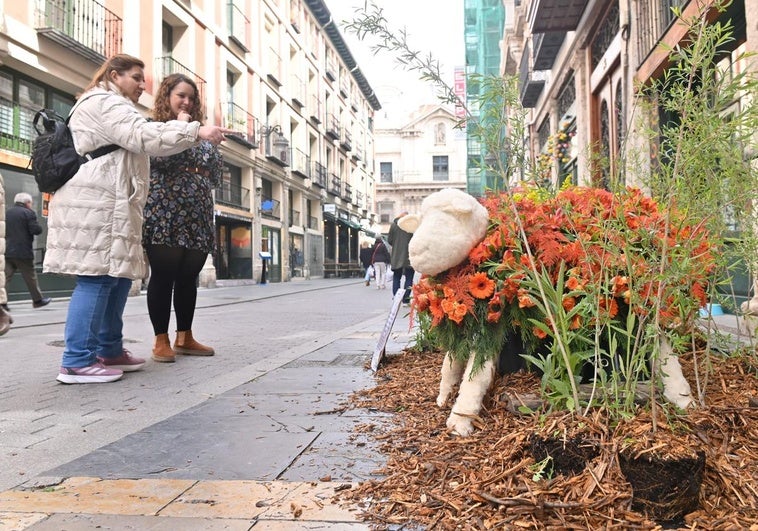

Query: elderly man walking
[5,192,51,309]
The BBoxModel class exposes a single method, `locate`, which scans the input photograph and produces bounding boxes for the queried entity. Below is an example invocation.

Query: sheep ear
[398,214,421,233]
[452,198,475,215]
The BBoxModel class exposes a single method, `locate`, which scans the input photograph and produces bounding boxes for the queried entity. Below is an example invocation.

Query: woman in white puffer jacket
[44,53,230,384]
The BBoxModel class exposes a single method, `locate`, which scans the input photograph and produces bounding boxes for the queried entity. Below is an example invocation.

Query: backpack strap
[67,92,120,160]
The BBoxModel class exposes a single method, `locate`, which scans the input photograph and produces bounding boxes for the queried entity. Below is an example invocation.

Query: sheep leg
[657,334,695,409]
[436,353,466,407]
[447,354,496,436]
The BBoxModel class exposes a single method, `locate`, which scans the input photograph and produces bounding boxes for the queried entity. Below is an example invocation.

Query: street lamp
[259,124,289,163]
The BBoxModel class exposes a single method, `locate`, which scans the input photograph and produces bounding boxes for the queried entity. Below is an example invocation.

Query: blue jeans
[392,266,415,303]
[61,276,132,368]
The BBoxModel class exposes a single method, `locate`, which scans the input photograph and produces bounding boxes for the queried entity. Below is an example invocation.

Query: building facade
[501,0,756,303]
[0,0,380,299]
[374,104,467,234]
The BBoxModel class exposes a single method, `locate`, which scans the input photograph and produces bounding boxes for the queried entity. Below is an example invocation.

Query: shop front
[214,213,253,280]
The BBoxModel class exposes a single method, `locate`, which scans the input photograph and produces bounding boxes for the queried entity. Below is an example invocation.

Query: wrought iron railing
[291,147,310,178]
[222,102,258,149]
[35,0,122,63]
[635,0,689,68]
[260,196,281,218]
[289,209,301,227]
[312,161,327,188]
[216,181,250,210]
[157,56,207,105]
[328,172,341,196]
[227,0,250,51]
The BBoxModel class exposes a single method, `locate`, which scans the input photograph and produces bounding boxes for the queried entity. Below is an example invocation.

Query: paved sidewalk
[0,278,416,530]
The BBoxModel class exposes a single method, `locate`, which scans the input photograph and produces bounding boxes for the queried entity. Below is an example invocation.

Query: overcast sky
[326,0,465,125]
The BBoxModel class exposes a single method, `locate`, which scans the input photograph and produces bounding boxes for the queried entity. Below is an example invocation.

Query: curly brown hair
[150,73,204,122]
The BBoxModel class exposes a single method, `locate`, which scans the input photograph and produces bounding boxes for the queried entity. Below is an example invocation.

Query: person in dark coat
[388,212,415,304]
[359,241,374,286]
[5,192,51,308]
[371,237,391,290]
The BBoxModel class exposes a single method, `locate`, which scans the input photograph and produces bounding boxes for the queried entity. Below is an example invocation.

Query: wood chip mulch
[337,347,758,530]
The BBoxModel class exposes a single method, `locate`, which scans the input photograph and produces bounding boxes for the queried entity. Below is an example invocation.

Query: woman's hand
[198,125,235,146]
[177,110,191,122]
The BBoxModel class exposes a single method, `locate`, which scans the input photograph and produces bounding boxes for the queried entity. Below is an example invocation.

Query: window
[433,156,449,181]
[0,68,74,155]
[380,162,393,183]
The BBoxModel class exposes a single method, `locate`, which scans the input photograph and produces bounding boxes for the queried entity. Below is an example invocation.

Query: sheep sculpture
[400,187,716,436]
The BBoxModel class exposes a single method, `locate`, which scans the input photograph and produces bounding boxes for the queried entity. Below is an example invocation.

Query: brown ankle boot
[152,333,175,362]
[174,330,215,356]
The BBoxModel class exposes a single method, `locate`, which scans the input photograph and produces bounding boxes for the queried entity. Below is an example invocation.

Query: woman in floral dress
[143,73,222,362]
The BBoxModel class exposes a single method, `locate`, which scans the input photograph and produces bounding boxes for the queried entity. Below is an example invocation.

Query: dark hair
[151,73,204,122]
[84,54,145,93]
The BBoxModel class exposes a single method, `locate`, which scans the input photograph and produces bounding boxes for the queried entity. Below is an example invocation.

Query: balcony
[260,196,281,219]
[268,47,283,86]
[312,161,327,188]
[308,215,319,229]
[222,102,258,149]
[532,31,566,70]
[355,190,363,208]
[157,57,207,105]
[325,112,340,140]
[227,0,250,51]
[325,55,337,81]
[328,172,341,196]
[291,148,311,178]
[309,94,322,124]
[289,209,301,227]
[635,0,688,68]
[35,0,122,63]
[342,182,353,203]
[352,144,363,162]
[264,129,290,167]
[340,129,352,151]
[528,0,589,33]
[290,73,306,108]
[215,181,250,210]
[519,43,545,108]
[339,77,349,98]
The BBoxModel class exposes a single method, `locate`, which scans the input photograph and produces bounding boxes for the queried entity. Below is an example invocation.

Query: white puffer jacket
[43,86,201,280]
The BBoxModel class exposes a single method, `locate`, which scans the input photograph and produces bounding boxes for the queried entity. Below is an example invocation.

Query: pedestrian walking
[4,192,51,310]
[360,241,374,286]
[388,212,415,304]
[143,73,222,363]
[371,237,390,290]
[0,172,11,336]
[44,53,232,384]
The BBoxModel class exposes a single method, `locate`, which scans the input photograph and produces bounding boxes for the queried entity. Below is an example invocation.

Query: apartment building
[0,0,380,297]
[374,104,467,235]
[502,0,756,302]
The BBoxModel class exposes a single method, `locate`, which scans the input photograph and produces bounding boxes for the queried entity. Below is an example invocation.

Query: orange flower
[486,310,501,323]
[569,314,582,329]
[562,296,576,311]
[533,325,548,339]
[469,272,495,299]
[518,290,536,309]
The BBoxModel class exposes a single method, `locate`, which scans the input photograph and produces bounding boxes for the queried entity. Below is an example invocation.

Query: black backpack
[30,96,120,193]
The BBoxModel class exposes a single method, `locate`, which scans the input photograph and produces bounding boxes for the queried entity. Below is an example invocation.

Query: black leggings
[145,244,208,335]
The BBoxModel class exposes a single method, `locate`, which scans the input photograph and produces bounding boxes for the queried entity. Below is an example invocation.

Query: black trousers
[145,244,208,335]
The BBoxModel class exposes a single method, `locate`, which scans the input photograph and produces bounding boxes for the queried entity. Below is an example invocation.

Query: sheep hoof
[446,412,475,436]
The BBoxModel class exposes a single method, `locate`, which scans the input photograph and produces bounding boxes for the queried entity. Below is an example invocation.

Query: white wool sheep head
[398,188,489,276]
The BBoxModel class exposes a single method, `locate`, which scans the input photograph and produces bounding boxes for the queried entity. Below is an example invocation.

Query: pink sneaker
[98,349,146,372]
[57,362,123,384]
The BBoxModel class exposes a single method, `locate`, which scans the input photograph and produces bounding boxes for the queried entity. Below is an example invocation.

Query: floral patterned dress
[143,140,223,253]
